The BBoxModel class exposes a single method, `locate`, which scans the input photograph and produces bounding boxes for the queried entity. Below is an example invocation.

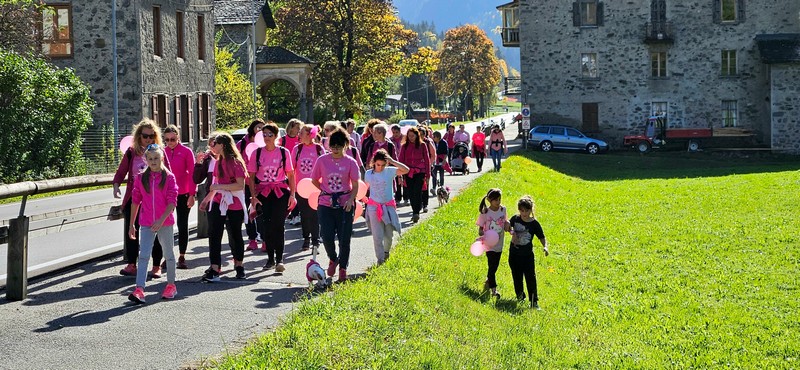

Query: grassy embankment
[214,151,800,369]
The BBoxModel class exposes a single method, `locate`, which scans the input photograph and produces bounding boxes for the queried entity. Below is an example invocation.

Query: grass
[213,151,800,369]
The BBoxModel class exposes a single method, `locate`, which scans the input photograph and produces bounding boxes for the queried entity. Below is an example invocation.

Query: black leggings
[244,187,258,241]
[256,191,290,264]
[207,203,245,266]
[509,253,538,302]
[404,174,425,215]
[485,251,502,289]
[296,195,320,243]
[473,150,485,170]
[176,193,191,254]
[123,200,162,265]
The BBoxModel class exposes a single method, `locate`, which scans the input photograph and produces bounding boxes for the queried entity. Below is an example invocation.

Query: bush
[387,111,405,124]
[0,48,94,184]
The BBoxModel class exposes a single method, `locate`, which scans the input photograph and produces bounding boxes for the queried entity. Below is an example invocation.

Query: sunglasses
[141,133,156,139]
[164,137,178,143]
[263,132,275,138]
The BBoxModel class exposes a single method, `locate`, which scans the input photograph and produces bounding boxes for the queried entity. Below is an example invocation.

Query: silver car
[528,125,609,154]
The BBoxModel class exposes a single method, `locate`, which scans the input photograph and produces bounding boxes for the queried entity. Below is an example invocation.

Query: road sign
[521,105,531,118]
[522,117,530,130]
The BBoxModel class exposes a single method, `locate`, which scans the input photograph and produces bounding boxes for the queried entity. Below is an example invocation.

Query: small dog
[305,245,328,288]
[436,186,451,207]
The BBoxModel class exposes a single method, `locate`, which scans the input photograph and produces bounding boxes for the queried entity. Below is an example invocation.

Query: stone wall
[518,0,799,148]
[770,65,800,153]
[216,24,254,77]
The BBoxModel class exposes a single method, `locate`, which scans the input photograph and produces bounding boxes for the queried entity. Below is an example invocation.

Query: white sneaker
[290,215,301,225]
[275,263,286,273]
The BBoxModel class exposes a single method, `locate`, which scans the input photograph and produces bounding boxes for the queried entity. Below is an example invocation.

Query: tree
[214,33,265,130]
[269,0,416,118]
[433,25,500,119]
[0,0,43,55]
[0,48,94,183]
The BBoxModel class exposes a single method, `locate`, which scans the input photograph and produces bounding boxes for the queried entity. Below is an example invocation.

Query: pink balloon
[400,126,410,135]
[470,241,485,257]
[464,156,473,164]
[254,132,266,147]
[119,135,133,153]
[308,190,320,210]
[245,142,259,161]
[353,201,364,221]
[356,180,369,201]
[483,230,500,248]
[297,178,316,198]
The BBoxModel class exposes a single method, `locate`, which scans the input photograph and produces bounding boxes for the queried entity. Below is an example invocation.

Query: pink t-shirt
[281,135,300,155]
[212,159,246,210]
[247,146,292,184]
[476,206,508,253]
[291,143,324,183]
[310,153,360,208]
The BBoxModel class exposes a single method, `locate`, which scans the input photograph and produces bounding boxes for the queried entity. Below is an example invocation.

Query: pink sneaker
[327,260,338,277]
[119,264,137,276]
[260,242,268,252]
[161,283,177,299]
[337,268,347,282]
[246,240,258,251]
[147,266,161,279]
[128,286,145,304]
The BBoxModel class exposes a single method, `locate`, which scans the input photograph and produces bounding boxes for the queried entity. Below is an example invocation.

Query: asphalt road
[0,114,521,370]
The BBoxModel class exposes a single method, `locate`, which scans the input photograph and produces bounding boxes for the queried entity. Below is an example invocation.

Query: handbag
[107,205,123,221]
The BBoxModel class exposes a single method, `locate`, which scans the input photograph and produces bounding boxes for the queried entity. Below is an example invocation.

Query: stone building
[42,0,216,148]
[498,0,800,152]
[214,0,316,123]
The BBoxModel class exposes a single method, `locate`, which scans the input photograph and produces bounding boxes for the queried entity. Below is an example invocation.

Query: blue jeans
[318,205,355,269]
[136,225,175,287]
[490,148,503,171]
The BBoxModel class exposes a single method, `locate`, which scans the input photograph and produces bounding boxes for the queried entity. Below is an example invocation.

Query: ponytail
[479,188,502,214]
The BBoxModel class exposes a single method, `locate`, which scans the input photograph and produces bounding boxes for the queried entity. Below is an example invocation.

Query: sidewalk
[0,114,521,370]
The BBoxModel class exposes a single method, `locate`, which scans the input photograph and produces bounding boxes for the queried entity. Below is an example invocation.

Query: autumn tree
[269,0,416,118]
[0,0,44,55]
[400,46,439,116]
[433,25,500,119]
[214,33,264,129]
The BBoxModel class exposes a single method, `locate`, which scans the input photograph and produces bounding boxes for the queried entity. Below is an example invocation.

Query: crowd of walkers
[114,117,507,303]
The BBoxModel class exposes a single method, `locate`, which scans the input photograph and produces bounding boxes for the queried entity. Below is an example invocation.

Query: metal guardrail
[1,175,114,301]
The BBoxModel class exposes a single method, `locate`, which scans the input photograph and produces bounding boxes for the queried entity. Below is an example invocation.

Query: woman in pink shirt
[127,144,179,303]
[398,127,431,223]
[489,124,507,171]
[113,118,171,277]
[162,125,195,269]
[238,119,265,252]
[281,118,303,225]
[291,124,326,251]
[471,125,487,172]
[442,124,456,161]
[198,132,248,282]
[248,122,297,272]
[311,126,360,282]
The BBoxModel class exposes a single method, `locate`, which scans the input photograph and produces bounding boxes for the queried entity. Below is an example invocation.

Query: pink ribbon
[258,181,289,198]
[366,198,397,223]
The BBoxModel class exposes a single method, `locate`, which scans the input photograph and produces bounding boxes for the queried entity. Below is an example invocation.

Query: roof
[386,94,402,101]
[213,0,261,25]
[255,46,315,64]
[496,0,518,10]
[755,34,800,64]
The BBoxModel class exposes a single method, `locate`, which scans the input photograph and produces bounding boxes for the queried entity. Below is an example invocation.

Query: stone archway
[259,78,300,123]
[255,46,315,124]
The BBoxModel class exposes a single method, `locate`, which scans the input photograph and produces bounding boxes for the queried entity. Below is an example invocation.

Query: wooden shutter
[187,95,194,143]
[163,95,170,127]
[713,0,721,23]
[151,95,159,122]
[205,93,211,137]
[197,95,205,139]
[174,96,181,130]
[572,2,580,26]
[597,2,604,26]
[582,103,599,132]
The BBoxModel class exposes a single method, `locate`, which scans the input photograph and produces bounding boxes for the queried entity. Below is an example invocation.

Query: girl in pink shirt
[199,132,248,282]
[127,144,179,303]
[162,125,195,269]
[291,124,326,251]
[311,125,360,282]
[248,122,296,272]
[282,118,303,225]
[398,127,431,223]
[238,119,265,252]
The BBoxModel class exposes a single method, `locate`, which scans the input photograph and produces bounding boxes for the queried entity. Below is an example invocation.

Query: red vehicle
[624,116,755,153]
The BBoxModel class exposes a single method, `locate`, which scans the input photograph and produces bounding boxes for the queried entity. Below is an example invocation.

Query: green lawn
[213,151,800,369]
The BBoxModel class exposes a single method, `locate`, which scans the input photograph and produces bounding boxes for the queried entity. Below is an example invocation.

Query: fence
[79,122,121,175]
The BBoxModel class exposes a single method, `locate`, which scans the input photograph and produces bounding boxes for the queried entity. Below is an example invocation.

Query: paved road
[0,114,521,370]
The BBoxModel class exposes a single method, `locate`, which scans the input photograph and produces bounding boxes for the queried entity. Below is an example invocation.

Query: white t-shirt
[475,206,507,253]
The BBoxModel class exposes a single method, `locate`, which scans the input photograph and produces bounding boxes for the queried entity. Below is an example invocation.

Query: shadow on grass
[458,282,526,315]
[513,149,800,181]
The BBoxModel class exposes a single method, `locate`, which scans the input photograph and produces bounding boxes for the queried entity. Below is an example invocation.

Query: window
[581,53,598,79]
[176,95,192,142]
[721,50,737,76]
[722,100,737,127]
[176,11,185,59]
[533,127,549,134]
[198,93,211,138]
[651,102,668,118]
[651,52,667,78]
[197,15,206,61]
[550,127,566,136]
[721,0,736,22]
[567,128,582,137]
[41,5,73,57]
[714,0,744,24]
[152,94,169,127]
[572,1,604,27]
[153,6,162,57]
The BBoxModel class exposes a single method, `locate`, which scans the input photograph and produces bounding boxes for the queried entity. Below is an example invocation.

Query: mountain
[392,0,520,70]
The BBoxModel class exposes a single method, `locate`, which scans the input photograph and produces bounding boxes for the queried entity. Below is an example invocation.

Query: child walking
[475,188,509,298]
[508,195,549,309]
[128,144,179,304]
[365,149,409,265]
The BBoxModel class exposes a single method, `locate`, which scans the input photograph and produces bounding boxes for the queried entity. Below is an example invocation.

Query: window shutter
[151,95,158,122]
[188,95,194,142]
[572,2,580,26]
[205,93,212,135]
[712,0,721,23]
[164,96,170,127]
[174,97,181,130]
[737,0,745,22]
[597,2,604,26]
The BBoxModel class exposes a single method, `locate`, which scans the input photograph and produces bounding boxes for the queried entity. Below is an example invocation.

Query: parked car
[528,125,609,154]
[398,119,419,127]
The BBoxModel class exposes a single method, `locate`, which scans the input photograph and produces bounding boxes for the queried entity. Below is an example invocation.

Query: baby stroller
[450,141,470,175]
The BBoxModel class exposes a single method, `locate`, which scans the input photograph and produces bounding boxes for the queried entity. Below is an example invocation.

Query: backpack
[253,146,287,185]
[294,143,323,164]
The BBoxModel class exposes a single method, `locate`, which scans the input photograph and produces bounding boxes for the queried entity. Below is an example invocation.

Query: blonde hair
[131,118,163,154]
[141,145,169,193]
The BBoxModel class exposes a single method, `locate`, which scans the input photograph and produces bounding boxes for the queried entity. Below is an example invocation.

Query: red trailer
[623,116,754,153]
